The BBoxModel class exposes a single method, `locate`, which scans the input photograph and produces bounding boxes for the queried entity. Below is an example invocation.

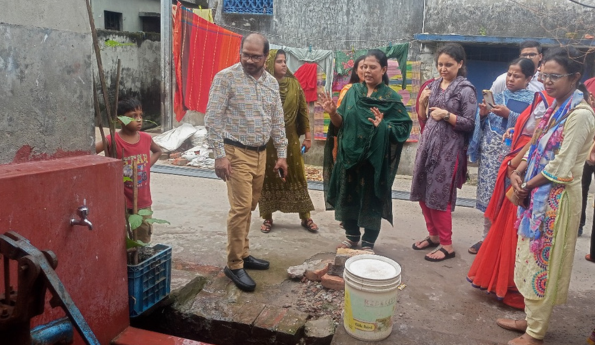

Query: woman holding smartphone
[468,58,536,254]
[410,43,477,261]
[496,47,595,345]
[258,49,318,234]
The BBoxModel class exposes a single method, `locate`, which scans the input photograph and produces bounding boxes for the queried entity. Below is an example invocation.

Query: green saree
[323,82,412,231]
[259,50,315,218]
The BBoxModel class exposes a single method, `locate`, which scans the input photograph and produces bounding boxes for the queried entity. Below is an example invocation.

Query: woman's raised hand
[368,107,384,127]
[317,92,337,115]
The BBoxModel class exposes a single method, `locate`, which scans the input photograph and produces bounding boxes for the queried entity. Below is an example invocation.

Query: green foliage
[117,116,135,125]
[127,208,169,230]
[138,209,153,216]
[128,214,144,230]
[145,218,170,225]
[126,237,148,249]
[105,39,135,48]
[126,211,168,252]
[479,26,487,36]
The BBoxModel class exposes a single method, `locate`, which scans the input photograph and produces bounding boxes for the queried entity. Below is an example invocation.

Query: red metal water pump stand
[0,231,99,345]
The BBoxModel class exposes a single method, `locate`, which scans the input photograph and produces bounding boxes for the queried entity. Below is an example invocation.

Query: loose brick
[169,152,182,159]
[327,264,344,278]
[321,273,345,291]
[305,260,332,282]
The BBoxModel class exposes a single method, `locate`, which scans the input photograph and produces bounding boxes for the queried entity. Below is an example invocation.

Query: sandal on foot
[301,219,319,233]
[424,248,456,262]
[586,254,595,263]
[337,240,358,249]
[261,219,273,233]
[468,241,483,254]
[412,236,440,250]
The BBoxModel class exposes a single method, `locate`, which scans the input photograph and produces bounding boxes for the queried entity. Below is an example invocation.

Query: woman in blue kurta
[470,58,536,253]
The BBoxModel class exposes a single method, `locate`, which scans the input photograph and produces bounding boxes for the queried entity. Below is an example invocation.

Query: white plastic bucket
[343,254,401,341]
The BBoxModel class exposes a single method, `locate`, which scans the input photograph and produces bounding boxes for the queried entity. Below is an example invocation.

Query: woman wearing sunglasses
[495,47,595,345]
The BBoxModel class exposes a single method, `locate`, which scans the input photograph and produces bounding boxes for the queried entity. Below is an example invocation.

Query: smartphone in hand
[482,90,496,110]
[278,168,285,180]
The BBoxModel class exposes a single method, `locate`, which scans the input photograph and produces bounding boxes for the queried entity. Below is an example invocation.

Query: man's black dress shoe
[224,267,256,292]
[243,255,270,270]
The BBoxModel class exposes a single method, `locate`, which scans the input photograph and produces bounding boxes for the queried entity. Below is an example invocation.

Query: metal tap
[70,206,93,230]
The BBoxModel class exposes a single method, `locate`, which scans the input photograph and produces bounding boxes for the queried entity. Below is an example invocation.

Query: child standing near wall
[95,98,162,243]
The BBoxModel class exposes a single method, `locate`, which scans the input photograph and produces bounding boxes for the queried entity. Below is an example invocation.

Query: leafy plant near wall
[124,161,170,264]
[117,116,159,128]
[126,208,169,250]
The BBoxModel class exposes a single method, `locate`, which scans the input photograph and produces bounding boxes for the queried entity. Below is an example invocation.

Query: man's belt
[224,139,267,152]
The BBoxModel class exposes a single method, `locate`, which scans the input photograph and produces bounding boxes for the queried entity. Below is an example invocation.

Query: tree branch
[569,0,595,9]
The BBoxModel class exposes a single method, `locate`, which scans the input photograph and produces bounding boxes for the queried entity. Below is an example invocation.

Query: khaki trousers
[225,144,266,269]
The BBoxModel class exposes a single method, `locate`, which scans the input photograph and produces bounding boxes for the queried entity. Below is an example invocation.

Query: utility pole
[161,0,173,131]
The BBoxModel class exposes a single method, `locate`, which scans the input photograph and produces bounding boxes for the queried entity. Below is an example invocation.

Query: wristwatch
[443,112,451,121]
[520,182,529,190]
[507,160,517,169]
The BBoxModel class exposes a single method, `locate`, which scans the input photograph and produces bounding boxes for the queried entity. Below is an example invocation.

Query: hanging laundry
[335,43,409,88]
[192,7,214,23]
[173,3,242,121]
[282,47,335,94]
[293,63,318,102]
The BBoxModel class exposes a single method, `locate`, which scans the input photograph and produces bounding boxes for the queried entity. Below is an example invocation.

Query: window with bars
[223,0,273,15]
[104,11,122,31]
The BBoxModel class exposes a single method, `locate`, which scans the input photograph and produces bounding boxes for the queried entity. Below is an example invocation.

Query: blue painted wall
[466,60,509,103]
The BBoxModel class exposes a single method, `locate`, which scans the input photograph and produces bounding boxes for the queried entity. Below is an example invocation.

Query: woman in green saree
[319,49,412,250]
[258,49,318,233]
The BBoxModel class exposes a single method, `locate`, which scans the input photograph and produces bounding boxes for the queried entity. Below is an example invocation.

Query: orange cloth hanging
[173,3,242,121]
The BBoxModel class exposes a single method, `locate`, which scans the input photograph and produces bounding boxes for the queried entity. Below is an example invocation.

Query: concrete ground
[147,168,595,345]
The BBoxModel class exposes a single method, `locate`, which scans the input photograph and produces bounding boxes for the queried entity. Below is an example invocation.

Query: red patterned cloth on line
[173,3,242,121]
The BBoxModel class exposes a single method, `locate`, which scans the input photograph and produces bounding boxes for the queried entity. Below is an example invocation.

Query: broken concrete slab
[304,260,332,282]
[288,263,308,279]
[304,315,335,345]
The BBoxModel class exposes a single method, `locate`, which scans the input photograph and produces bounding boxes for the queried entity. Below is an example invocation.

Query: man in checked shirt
[205,33,288,292]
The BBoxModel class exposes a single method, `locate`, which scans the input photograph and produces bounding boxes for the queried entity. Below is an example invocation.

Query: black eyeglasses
[538,72,574,82]
[520,53,539,58]
[240,53,264,62]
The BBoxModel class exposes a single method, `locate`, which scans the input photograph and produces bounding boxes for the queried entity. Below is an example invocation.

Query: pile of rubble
[153,123,215,168]
[288,249,374,329]
[287,248,374,290]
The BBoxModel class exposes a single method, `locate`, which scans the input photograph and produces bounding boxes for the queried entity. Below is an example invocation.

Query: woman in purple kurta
[410,43,477,262]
